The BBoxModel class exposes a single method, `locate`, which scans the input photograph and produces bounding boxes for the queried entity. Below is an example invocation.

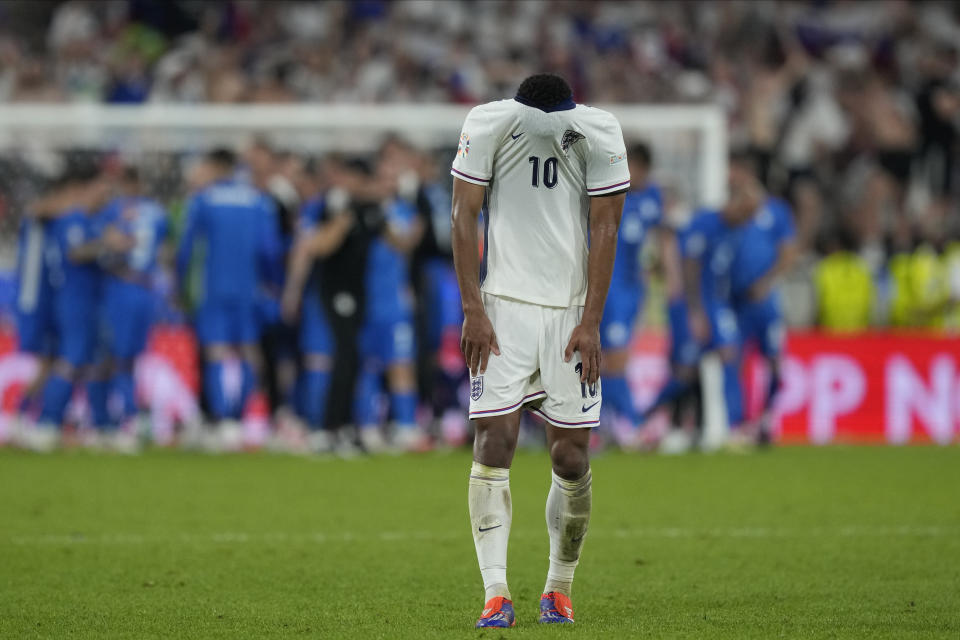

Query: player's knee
[549,438,589,480]
[473,421,518,467]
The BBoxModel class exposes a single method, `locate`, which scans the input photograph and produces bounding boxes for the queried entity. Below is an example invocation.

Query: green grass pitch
[1,446,958,639]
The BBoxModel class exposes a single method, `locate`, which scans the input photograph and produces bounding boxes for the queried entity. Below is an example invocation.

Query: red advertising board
[771,332,960,445]
[1,325,958,445]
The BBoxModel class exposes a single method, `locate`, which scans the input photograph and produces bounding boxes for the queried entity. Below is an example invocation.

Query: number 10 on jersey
[529,156,558,188]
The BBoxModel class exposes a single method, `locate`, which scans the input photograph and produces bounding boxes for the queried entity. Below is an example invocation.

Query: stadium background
[1,2,959,639]
[1,0,959,446]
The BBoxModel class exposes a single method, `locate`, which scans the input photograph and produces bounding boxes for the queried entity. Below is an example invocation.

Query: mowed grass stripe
[1,446,958,639]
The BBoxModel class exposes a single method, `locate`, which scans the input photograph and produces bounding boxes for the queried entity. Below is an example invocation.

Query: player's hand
[103,227,135,253]
[565,323,601,385]
[461,310,500,377]
[689,307,711,344]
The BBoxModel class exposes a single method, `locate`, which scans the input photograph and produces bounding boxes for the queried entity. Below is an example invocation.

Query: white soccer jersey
[452,99,630,308]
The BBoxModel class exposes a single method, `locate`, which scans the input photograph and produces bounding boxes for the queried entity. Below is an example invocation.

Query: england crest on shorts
[470,375,484,401]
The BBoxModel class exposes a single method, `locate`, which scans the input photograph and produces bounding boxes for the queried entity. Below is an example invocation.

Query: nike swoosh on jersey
[510,132,524,140]
[478,524,503,532]
[581,401,599,413]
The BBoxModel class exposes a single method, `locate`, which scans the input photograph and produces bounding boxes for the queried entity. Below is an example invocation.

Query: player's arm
[451,177,499,377]
[750,201,799,301]
[658,226,684,300]
[680,224,711,343]
[749,237,798,302]
[382,214,425,254]
[565,191,625,385]
[280,206,354,322]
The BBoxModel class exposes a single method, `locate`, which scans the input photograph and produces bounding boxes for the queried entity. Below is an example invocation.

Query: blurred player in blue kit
[85,167,168,451]
[727,155,796,443]
[281,158,354,453]
[176,149,281,450]
[23,162,123,450]
[353,144,425,453]
[598,143,667,444]
[676,158,764,435]
[13,180,67,430]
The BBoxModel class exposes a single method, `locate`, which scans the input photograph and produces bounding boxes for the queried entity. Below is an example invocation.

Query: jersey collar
[513,95,576,113]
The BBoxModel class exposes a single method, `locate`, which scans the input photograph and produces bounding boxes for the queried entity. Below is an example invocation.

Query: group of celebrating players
[9,106,794,460]
[11,138,465,455]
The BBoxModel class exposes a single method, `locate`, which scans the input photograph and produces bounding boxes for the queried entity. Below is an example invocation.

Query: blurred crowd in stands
[0,0,959,333]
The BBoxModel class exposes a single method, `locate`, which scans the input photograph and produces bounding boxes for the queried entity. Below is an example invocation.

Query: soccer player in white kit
[450,74,629,627]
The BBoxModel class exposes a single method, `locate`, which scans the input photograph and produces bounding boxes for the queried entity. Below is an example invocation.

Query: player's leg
[384,318,422,450]
[599,289,639,430]
[533,303,599,624]
[713,307,745,430]
[643,298,695,421]
[471,410,521,628]
[754,297,786,444]
[540,423,591,624]
[353,320,387,452]
[468,294,540,628]
[296,292,333,445]
[86,357,112,434]
[35,304,96,450]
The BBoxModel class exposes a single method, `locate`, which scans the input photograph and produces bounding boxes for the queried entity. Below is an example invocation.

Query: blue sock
[39,374,73,426]
[86,378,111,429]
[390,391,417,427]
[645,376,690,418]
[353,366,381,428]
[722,359,744,427]
[300,368,331,431]
[204,361,228,421]
[112,368,136,421]
[602,374,636,423]
[237,360,255,419]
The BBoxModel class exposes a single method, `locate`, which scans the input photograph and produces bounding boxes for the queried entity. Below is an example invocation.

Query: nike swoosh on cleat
[581,401,599,412]
[511,132,524,140]
[478,524,502,532]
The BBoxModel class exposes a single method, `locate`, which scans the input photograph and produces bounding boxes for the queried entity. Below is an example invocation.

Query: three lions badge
[470,375,484,401]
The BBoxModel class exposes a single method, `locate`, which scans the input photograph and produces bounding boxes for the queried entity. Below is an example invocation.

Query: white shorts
[468,293,601,428]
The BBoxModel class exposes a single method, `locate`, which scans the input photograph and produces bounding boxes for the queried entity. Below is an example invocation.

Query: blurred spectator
[813,227,875,332]
[0,0,958,333]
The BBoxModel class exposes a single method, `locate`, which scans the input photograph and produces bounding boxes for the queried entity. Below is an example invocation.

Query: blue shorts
[735,294,785,358]
[300,292,334,356]
[670,299,739,367]
[54,296,97,367]
[257,292,281,331]
[17,298,55,356]
[359,315,415,366]
[195,298,259,346]
[601,284,641,350]
[102,280,154,360]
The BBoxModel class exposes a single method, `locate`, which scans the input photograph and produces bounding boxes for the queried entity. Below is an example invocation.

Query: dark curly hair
[515,73,573,111]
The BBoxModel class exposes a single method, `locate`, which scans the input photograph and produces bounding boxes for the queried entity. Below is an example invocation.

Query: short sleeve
[585,113,631,196]
[451,106,497,186]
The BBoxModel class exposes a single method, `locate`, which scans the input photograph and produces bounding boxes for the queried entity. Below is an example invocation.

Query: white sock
[468,461,512,601]
[544,468,592,596]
